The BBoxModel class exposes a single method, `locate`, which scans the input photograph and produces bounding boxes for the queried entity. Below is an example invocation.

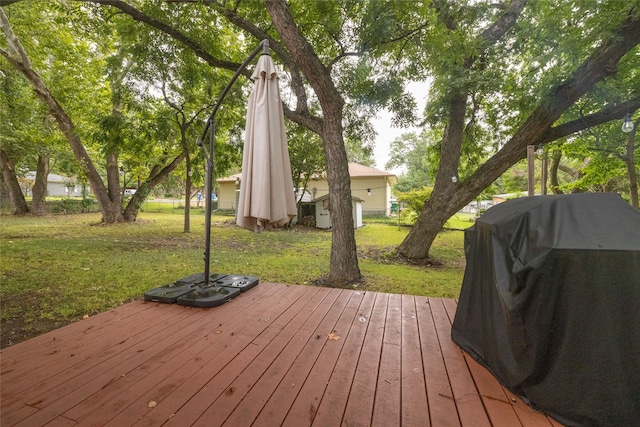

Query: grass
[0,211,470,347]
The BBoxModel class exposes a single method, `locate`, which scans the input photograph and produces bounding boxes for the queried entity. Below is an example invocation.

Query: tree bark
[624,118,639,209]
[399,0,526,259]
[30,154,49,215]
[265,0,361,285]
[121,151,186,222]
[0,148,29,215]
[549,151,563,194]
[398,8,640,260]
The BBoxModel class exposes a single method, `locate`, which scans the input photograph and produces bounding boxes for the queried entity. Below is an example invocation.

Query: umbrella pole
[199,39,269,288]
[203,119,215,287]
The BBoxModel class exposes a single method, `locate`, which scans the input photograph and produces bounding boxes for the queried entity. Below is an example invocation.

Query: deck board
[0,282,562,426]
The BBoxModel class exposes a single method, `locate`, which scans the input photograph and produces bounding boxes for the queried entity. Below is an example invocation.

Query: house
[216,163,397,216]
[22,172,82,197]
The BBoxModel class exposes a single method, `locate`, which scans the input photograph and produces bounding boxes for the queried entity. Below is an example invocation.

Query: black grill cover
[451,193,640,426]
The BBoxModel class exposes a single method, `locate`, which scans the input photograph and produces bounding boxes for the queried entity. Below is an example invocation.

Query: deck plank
[99,283,297,426]
[251,290,366,427]
[415,297,461,427]
[430,298,492,427]
[12,305,216,426]
[197,287,349,427]
[371,293,403,426]
[0,283,563,427]
[400,294,430,427]
[340,292,389,426]
[130,284,321,427]
[1,300,150,364]
[1,303,170,402]
[74,282,291,425]
[308,291,378,427]
[161,286,339,427]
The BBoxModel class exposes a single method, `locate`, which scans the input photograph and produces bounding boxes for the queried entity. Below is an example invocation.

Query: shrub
[48,198,99,214]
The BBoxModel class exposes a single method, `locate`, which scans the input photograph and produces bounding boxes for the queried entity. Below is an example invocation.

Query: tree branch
[541,96,640,143]
[480,0,528,46]
[469,9,640,195]
[265,0,343,112]
[91,0,322,133]
[86,0,243,73]
[202,0,312,116]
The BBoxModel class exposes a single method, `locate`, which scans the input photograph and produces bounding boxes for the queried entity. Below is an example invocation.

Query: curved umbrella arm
[200,39,269,287]
[198,39,269,152]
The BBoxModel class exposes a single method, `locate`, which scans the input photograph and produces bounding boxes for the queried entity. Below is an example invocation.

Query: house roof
[346,163,394,178]
[25,172,73,183]
[218,163,397,183]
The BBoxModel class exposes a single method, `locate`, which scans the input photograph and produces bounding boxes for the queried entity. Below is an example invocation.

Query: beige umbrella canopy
[237,54,297,232]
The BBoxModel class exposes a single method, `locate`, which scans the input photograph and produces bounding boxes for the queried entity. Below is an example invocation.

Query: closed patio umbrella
[144,40,278,306]
[236,54,297,232]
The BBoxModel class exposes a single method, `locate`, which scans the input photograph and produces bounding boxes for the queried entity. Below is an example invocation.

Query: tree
[386,130,435,192]
[0,66,35,214]
[546,105,639,206]
[68,0,429,283]
[264,0,362,284]
[1,4,131,221]
[0,147,27,214]
[0,3,199,223]
[395,1,640,260]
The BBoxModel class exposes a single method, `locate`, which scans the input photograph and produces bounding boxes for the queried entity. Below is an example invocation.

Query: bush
[48,198,99,214]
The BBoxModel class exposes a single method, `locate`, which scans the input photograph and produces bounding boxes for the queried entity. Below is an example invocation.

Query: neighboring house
[216,163,397,216]
[23,172,82,197]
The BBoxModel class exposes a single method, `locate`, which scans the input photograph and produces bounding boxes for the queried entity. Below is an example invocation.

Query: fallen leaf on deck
[327,333,341,341]
[148,400,157,408]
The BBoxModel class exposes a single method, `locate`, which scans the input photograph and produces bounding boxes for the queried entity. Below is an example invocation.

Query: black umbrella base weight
[144,273,259,308]
[177,286,241,308]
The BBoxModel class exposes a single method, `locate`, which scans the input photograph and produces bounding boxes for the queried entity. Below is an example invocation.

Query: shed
[310,194,363,229]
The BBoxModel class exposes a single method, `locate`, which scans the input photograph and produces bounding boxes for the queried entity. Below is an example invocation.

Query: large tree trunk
[265,0,361,285]
[0,148,29,215]
[30,154,49,215]
[398,9,640,260]
[0,9,124,223]
[322,107,360,285]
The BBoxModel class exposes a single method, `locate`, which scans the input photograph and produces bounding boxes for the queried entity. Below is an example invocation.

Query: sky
[371,81,430,176]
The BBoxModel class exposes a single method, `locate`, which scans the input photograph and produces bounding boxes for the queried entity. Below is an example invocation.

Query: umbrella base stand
[177,285,241,308]
[143,273,259,307]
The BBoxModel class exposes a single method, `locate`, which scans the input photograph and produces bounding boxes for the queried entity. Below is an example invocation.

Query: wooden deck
[1,282,563,426]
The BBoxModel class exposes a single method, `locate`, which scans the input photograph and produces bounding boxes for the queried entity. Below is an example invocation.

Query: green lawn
[0,211,469,347]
